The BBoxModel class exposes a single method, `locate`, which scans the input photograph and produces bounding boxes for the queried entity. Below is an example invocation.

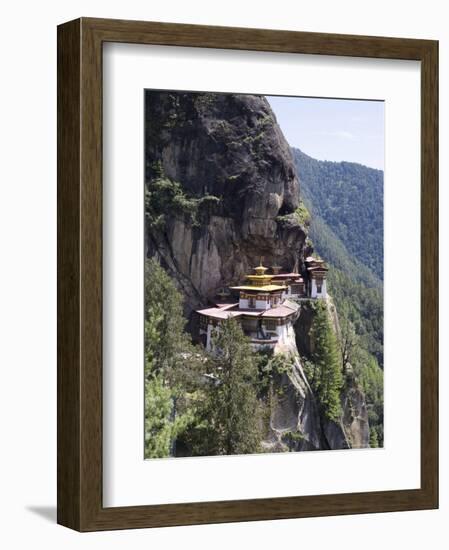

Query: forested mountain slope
[293,147,384,444]
[293,147,384,365]
[293,148,383,281]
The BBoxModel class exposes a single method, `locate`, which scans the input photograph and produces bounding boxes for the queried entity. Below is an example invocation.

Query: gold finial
[254,257,267,270]
[254,262,268,278]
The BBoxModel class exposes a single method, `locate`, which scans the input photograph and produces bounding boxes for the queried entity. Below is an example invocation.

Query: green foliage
[293,148,384,442]
[301,356,316,386]
[282,152,384,377]
[145,258,195,382]
[328,266,383,367]
[149,160,164,178]
[306,213,384,367]
[144,375,195,458]
[369,425,379,448]
[352,347,384,447]
[145,261,265,458]
[293,148,383,280]
[208,318,263,455]
[145,177,200,229]
[258,351,294,390]
[324,269,383,444]
[145,174,220,230]
[144,259,203,458]
[282,429,305,446]
[276,200,310,229]
[294,201,311,226]
[353,349,384,405]
[374,423,384,448]
[309,302,343,421]
[194,93,217,111]
[185,318,263,456]
[308,214,380,289]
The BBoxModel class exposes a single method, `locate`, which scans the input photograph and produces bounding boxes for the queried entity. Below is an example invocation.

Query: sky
[267,96,384,171]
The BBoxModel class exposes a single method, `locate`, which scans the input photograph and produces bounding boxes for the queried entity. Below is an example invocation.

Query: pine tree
[144,258,202,458]
[145,258,190,379]
[145,375,196,458]
[311,302,343,422]
[354,350,384,447]
[369,426,379,448]
[202,318,263,455]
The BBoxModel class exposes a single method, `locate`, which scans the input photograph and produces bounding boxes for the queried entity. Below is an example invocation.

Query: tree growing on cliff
[353,349,384,447]
[144,258,202,458]
[311,302,343,422]
[340,316,357,375]
[198,318,263,455]
[145,374,195,458]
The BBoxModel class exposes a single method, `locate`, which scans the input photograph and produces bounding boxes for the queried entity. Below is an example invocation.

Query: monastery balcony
[249,336,279,345]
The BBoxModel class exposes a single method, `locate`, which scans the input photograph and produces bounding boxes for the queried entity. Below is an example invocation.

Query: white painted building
[197,259,328,353]
[197,264,300,352]
[305,256,328,299]
[310,277,327,299]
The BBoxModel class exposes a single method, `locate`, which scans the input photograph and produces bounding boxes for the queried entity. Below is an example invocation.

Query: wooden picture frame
[57,17,438,531]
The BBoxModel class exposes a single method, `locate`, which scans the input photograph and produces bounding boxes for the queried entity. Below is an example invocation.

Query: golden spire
[254,257,268,276]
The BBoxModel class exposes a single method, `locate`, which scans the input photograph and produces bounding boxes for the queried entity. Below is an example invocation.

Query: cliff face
[145,92,307,314]
[264,299,369,453]
[145,91,369,451]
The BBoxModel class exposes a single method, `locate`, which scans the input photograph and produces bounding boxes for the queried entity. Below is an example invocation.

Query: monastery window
[248,296,256,308]
[264,320,277,331]
[316,282,322,293]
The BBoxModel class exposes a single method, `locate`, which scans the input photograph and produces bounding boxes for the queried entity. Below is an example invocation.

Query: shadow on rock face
[145,91,307,315]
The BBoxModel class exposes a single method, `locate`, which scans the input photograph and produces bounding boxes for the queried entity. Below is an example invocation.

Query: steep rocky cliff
[145,91,369,450]
[145,91,308,314]
[262,297,369,452]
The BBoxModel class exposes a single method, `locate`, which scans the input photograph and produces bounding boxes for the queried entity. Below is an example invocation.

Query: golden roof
[246,261,274,285]
[229,261,291,292]
[246,274,273,286]
[229,284,286,292]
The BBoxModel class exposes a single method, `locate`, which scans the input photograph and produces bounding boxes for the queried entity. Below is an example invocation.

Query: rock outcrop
[263,311,369,453]
[145,91,307,314]
[290,297,369,450]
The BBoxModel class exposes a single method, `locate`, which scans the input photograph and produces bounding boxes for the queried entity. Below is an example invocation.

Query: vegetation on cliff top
[145,162,221,230]
[276,200,311,229]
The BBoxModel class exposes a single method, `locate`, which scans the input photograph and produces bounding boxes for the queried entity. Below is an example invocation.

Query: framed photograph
[57,17,438,531]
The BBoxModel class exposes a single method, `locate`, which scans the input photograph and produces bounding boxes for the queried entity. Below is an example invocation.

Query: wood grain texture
[57,18,81,531]
[420,40,439,504]
[57,17,439,532]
